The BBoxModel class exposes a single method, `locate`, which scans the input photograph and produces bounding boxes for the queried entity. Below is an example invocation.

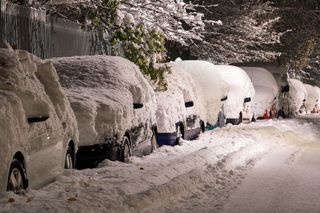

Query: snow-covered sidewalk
[0,119,318,213]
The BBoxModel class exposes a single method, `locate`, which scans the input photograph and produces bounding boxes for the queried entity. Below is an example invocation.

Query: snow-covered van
[214,65,255,124]
[0,42,78,194]
[303,83,320,114]
[242,67,279,119]
[155,62,206,145]
[51,56,157,168]
[288,79,307,114]
[171,60,228,128]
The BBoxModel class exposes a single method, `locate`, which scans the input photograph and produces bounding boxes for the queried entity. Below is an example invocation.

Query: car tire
[200,121,205,133]
[151,131,158,152]
[121,136,131,163]
[7,159,27,193]
[65,147,74,169]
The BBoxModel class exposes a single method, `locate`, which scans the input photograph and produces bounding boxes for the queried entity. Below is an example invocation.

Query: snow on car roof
[50,55,156,146]
[242,67,279,95]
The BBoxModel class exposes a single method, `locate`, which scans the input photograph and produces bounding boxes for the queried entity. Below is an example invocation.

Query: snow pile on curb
[1,119,317,212]
[49,56,157,146]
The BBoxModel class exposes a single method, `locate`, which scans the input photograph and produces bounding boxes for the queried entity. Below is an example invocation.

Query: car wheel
[121,136,131,163]
[151,131,158,152]
[200,121,205,133]
[7,159,27,193]
[65,147,74,169]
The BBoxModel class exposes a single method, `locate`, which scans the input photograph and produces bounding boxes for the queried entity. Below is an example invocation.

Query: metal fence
[0,0,114,59]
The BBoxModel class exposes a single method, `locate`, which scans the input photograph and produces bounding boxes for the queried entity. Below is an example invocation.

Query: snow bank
[169,60,228,125]
[303,84,319,112]
[49,56,157,146]
[0,43,78,192]
[288,79,307,113]
[214,65,255,119]
[155,63,206,133]
[2,119,317,212]
[242,67,279,117]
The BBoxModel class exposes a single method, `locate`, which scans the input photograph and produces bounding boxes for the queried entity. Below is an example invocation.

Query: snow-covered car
[50,56,157,168]
[303,83,320,114]
[242,67,279,119]
[0,42,78,194]
[214,65,255,124]
[171,60,228,128]
[288,79,307,115]
[155,63,206,146]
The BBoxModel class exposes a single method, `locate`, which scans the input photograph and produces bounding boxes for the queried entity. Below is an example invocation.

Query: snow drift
[49,56,157,148]
[214,65,255,119]
[0,42,78,193]
[242,67,279,118]
[169,60,228,125]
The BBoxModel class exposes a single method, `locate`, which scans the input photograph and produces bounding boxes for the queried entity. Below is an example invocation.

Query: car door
[26,113,64,188]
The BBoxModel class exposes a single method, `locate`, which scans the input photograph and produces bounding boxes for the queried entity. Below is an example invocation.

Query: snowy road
[223,118,320,213]
[1,119,319,213]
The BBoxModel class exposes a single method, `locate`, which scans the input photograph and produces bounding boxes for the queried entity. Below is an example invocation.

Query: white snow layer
[155,63,206,133]
[168,60,228,125]
[49,56,157,146]
[1,119,318,213]
[0,45,78,192]
[214,65,255,119]
[303,84,319,112]
[242,67,279,117]
[288,78,307,113]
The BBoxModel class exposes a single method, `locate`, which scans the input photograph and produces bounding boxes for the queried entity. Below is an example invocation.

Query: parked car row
[3,40,317,194]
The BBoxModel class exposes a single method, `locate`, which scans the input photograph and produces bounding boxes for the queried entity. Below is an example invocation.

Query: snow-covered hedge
[214,65,255,119]
[169,60,228,125]
[288,78,307,113]
[242,67,279,118]
[50,56,157,147]
[155,62,206,133]
[0,42,78,192]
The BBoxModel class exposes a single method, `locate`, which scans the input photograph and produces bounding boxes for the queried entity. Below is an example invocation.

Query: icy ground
[1,119,320,213]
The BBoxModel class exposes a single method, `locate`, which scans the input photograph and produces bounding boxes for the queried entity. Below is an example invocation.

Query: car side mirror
[133,103,144,109]
[244,97,251,103]
[185,101,194,108]
[221,96,228,101]
[27,116,49,124]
